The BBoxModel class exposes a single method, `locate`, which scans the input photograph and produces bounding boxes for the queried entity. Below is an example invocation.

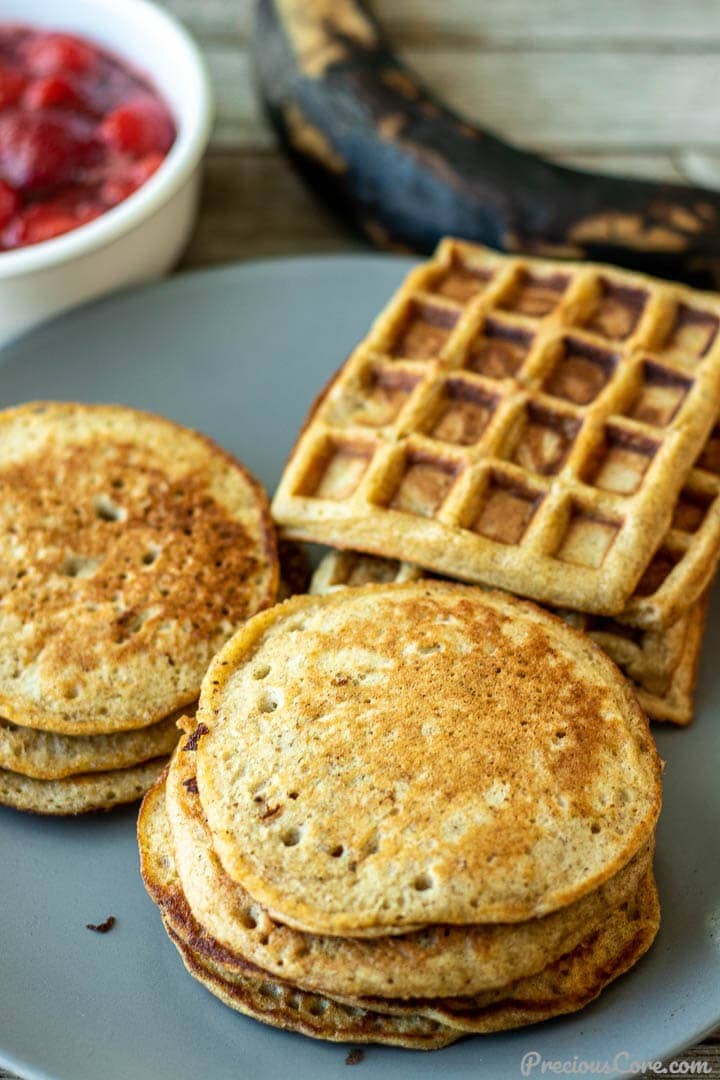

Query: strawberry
[24,33,97,77]
[0,110,100,191]
[101,151,165,206]
[24,75,84,111]
[100,95,174,157]
[3,202,74,246]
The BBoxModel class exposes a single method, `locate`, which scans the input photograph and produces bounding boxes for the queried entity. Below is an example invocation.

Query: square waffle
[309,549,706,725]
[301,416,720,631]
[274,240,720,616]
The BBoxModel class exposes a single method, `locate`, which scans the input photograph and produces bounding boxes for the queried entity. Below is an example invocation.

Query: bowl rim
[0,0,214,279]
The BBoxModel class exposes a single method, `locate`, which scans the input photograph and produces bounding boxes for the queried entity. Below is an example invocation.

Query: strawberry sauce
[0,25,176,250]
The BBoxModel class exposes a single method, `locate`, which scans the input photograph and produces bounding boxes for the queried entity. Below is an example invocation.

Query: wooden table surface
[3,2,720,1077]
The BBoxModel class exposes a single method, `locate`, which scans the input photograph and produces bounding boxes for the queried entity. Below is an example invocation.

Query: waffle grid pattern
[273,240,720,620]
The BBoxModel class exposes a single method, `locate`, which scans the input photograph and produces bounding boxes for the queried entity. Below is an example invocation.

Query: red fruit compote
[0,24,176,251]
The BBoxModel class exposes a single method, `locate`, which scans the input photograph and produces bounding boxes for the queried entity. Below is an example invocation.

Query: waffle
[273,239,720,616]
[562,599,706,726]
[301,418,720,633]
[310,550,706,725]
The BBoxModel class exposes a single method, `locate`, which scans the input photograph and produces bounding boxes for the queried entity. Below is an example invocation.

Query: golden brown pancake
[346,874,660,1033]
[0,402,278,735]
[166,739,652,999]
[195,583,661,935]
[309,548,707,725]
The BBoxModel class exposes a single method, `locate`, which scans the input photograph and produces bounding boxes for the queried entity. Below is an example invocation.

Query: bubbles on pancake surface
[196,583,661,935]
[93,494,125,522]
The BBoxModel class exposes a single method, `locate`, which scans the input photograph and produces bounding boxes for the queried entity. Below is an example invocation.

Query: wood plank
[163,0,720,48]
[204,47,272,150]
[179,151,363,267]
[201,41,720,153]
[554,150,720,190]
[163,0,251,42]
[380,0,720,47]
[164,0,720,155]
[401,48,720,149]
[552,152,688,182]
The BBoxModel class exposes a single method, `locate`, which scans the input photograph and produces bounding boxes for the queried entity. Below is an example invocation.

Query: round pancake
[0,402,277,735]
[139,780,658,1044]
[167,736,652,998]
[0,757,166,814]
[195,583,661,934]
[0,711,182,780]
[138,777,457,1049]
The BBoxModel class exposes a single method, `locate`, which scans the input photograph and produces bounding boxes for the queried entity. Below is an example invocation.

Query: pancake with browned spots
[343,873,660,1033]
[0,402,278,735]
[309,548,707,726]
[166,729,652,999]
[166,880,657,1041]
[195,583,661,936]
[166,924,459,1049]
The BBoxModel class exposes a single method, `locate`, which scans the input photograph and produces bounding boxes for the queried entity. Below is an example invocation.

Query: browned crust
[0,402,279,734]
[310,550,707,725]
[165,923,458,1048]
[16,400,279,593]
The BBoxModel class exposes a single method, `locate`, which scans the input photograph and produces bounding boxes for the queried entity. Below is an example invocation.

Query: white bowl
[0,0,213,346]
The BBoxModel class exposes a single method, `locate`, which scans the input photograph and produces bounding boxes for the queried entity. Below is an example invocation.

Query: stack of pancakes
[0,402,278,815]
[140,583,662,1047]
[273,239,720,724]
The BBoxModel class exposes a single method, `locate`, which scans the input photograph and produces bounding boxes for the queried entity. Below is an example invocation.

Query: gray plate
[0,256,718,1080]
